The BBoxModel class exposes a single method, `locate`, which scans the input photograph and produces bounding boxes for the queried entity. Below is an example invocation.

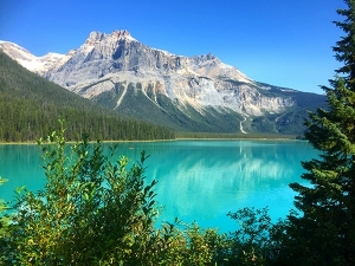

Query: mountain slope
[0,30,326,135]
[0,51,174,142]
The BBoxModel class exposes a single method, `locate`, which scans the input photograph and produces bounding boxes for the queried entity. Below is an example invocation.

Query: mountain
[0,51,174,142]
[0,30,326,135]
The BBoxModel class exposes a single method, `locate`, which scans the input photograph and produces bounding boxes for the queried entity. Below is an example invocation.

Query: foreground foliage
[6,125,161,265]
[0,177,11,264]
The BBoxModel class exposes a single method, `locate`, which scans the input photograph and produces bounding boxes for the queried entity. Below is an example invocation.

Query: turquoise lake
[0,140,318,232]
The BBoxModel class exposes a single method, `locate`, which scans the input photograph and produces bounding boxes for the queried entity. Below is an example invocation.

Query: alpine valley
[0,30,326,135]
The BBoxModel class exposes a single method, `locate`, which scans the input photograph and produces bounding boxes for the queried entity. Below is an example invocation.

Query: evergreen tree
[277,1,355,264]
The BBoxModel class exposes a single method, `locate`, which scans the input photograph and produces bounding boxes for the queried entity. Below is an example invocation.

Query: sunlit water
[0,140,318,232]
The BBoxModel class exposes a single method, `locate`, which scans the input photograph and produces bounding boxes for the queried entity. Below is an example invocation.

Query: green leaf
[15,185,26,194]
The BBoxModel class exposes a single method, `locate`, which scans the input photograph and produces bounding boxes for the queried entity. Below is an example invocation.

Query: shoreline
[0,136,303,145]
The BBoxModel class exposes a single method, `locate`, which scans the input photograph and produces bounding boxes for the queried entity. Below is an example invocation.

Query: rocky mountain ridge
[0,30,326,134]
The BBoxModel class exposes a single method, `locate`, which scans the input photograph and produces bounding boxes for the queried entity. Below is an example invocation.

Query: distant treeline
[0,51,174,142]
[174,131,299,139]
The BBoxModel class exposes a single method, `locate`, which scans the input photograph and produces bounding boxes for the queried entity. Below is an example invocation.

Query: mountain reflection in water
[0,140,318,232]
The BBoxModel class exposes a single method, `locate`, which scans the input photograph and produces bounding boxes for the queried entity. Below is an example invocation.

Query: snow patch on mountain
[0,41,65,75]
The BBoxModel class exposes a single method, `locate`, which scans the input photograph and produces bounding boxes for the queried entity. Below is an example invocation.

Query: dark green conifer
[279,1,355,265]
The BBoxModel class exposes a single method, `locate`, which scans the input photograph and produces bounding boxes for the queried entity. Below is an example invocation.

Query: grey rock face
[44,31,294,116]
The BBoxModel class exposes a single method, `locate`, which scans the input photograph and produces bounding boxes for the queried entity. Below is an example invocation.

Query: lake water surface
[0,140,318,232]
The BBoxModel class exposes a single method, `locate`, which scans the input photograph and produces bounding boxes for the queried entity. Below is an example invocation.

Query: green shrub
[8,122,159,265]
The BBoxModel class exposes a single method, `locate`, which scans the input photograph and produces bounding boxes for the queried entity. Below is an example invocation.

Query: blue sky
[0,0,347,94]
